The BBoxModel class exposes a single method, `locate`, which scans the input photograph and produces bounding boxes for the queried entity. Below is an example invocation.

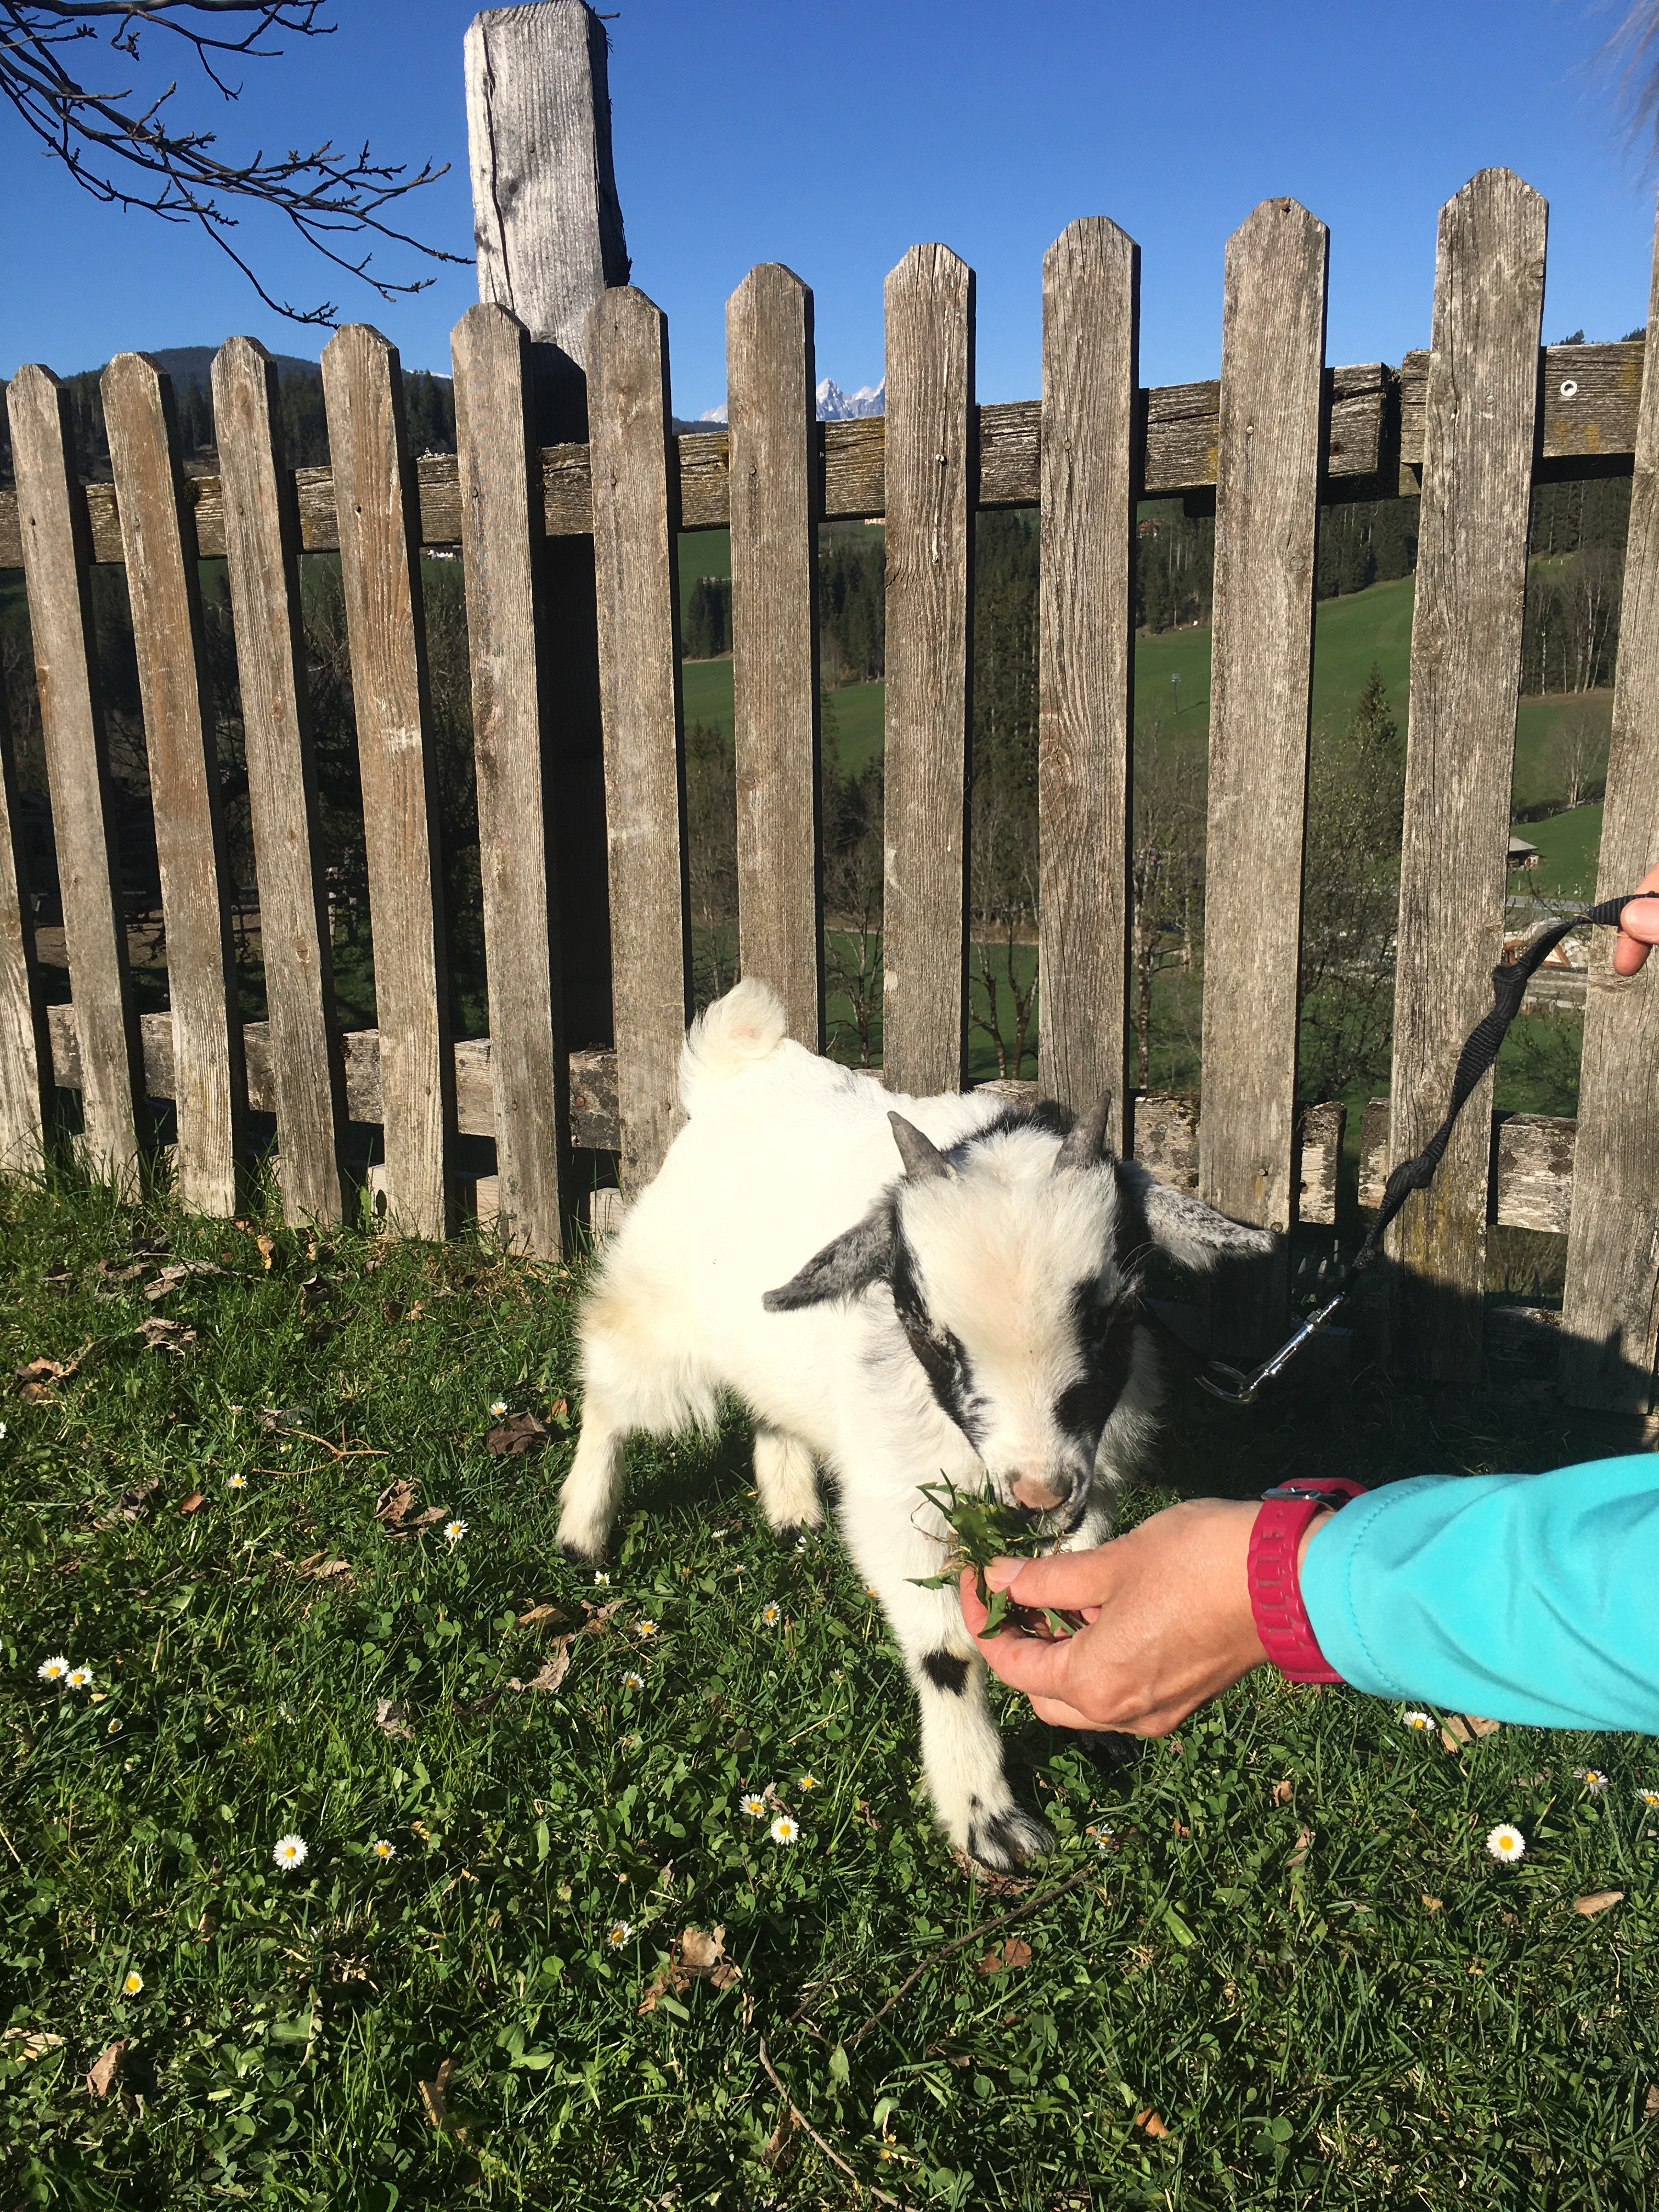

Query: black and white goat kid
[557,980,1273,1872]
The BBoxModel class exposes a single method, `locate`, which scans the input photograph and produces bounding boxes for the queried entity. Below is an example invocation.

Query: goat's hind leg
[556,1392,629,1565]
[753,1421,821,1544]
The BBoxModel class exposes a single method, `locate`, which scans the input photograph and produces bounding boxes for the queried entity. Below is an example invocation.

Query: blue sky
[3,0,1657,409]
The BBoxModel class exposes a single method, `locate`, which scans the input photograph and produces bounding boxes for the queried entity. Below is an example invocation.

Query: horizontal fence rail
[2,172,1656,1409]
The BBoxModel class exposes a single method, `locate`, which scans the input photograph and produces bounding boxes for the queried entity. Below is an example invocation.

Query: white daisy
[1401,1709,1434,1732]
[272,1833,309,1872]
[760,1601,782,1628]
[1636,1787,1659,1809]
[1086,1823,1116,1854]
[1575,1768,1611,1795]
[228,1472,248,1493]
[106,1718,121,1735]
[864,1584,879,1598]
[606,1919,633,1950]
[769,1813,800,1845]
[489,1400,508,1417]
[739,1792,768,1818]
[371,1838,396,1862]
[36,1655,69,1684]
[797,1773,820,1792]
[65,1666,92,1691]
[622,1669,644,1691]
[444,1519,468,1545]
[121,1970,143,1996]
[594,1571,611,1587]
[1485,1823,1526,1864]
[635,1619,658,1639]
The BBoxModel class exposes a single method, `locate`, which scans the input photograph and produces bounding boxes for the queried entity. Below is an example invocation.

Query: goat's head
[761,1096,1276,1535]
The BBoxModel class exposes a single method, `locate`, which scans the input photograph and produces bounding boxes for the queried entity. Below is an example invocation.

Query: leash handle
[1185,894,1644,1403]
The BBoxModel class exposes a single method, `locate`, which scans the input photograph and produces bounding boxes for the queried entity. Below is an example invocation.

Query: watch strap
[1248,1478,1365,1684]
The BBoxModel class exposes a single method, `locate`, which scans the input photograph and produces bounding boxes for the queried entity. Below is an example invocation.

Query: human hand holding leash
[1613,859,1659,973]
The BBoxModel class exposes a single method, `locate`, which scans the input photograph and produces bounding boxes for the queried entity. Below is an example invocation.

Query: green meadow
[2,1169,1656,2207]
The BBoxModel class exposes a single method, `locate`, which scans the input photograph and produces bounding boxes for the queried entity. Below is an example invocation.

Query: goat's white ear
[762,1201,895,1312]
[1122,1162,1278,1270]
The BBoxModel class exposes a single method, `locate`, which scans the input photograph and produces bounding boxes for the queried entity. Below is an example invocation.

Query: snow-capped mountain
[696,376,885,426]
[816,377,885,420]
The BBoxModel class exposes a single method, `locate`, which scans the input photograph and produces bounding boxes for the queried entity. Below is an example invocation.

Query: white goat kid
[558,979,1273,1873]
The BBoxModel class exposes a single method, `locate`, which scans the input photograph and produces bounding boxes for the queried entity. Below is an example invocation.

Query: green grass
[1519,805,1605,904]
[2,1171,1657,2207]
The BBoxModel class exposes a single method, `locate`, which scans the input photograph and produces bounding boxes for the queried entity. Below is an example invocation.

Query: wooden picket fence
[0,166,1656,1408]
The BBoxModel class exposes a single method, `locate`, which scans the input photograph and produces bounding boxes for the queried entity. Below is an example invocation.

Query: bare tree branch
[1,1,467,326]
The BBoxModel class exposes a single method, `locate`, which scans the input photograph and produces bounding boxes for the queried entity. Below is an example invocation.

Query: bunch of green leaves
[909,1477,1084,1639]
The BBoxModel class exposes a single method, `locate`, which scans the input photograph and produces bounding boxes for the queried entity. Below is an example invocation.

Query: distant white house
[1508,835,1541,871]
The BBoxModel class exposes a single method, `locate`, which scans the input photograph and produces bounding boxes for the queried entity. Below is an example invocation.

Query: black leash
[1155,894,1645,1406]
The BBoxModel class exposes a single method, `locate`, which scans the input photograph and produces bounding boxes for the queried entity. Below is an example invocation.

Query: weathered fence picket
[3,161,1656,1409]
[212,335,349,1227]
[0,670,49,1174]
[1199,198,1329,1351]
[323,324,455,1241]
[728,262,823,1051]
[7,364,144,1194]
[1559,202,1659,1410]
[103,351,245,1218]
[882,242,975,1097]
[451,303,573,1257]
[586,284,691,1190]
[1036,216,1139,1147]
[1386,170,1547,1383]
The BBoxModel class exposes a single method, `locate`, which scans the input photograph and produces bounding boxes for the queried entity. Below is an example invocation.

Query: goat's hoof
[557,1538,602,1569]
[1055,1726,1144,1773]
[771,1522,801,1550]
[965,1802,1052,1875]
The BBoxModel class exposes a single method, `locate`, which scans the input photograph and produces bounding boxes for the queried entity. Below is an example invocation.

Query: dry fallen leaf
[515,1603,569,1627]
[486,1410,550,1457]
[1421,1894,1443,1914]
[1271,1778,1294,1807]
[1286,1826,1314,1869]
[375,1479,418,1525]
[1440,1713,1502,1751]
[15,1338,95,1397]
[1136,2107,1170,2138]
[578,1599,624,1634]
[2,2028,65,2060]
[639,1924,742,2012]
[136,1317,196,1354]
[1646,2083,1659,2119]
[976,1937,1033,1976]
[94,1477,162,1530]
[760,2102,797,2174]
[255,1233,276,1271]
[1573,1889,1625,1917]
[375,1697,414,1740]
[951,1846,1033,1895]
[86,2040,128,2098]
[145,1261,224,1301]
[178,1490,206,1516]
[418,2056,454,2128]
[509,1639,573,1695]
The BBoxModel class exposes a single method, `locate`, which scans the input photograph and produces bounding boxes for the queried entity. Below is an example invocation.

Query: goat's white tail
[679,977,788,1115]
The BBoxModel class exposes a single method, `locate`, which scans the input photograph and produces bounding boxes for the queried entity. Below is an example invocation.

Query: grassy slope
[0,1178,1655,2208]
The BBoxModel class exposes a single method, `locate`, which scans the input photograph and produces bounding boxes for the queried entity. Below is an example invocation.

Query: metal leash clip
[1194,1290,1351,1406]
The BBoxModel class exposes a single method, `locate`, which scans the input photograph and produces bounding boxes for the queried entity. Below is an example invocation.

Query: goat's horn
[1053,1092,1113,1173]
[888,1113,953,1181]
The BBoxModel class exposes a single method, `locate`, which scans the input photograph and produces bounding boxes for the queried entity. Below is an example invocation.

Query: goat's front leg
[844,1500,1052,1875]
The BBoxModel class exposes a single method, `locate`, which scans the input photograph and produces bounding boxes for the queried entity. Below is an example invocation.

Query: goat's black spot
[968,1098,1073,1146]
[1053,1278,1138,1449]
[889,1227,984,1443]
[921,1649,970,1695]
[558,1539,601,1569]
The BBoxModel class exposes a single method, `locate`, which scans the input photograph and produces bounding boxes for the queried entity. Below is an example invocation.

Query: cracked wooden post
[466,0,631,1052]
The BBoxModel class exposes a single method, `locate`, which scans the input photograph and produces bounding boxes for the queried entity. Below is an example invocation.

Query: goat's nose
[1011,1472,1068,1513]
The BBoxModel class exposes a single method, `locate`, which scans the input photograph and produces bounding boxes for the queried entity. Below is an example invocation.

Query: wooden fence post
[0,658,49,1173]
[1036,216,1139,1146]
[883,242,974,1097]
[323,325,456,1241]
[103,352,245,1217]
[585,284,690,1190]
[466,0,631,1051]
[1199,199,1328,1352]
[1387,171,1545,1381]
[452,301,573,1257]
[6,365,144,1193]
[727,262,822,1049]
[1559,195,1659,1412]
[212,336,349,1228]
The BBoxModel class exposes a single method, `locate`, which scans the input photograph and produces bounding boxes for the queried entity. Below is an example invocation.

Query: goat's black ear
[1120,1161,1277,1270]
[763,1201,895,1311]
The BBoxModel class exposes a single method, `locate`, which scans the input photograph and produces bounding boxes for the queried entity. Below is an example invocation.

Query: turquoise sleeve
[1299,1454,1659,1734]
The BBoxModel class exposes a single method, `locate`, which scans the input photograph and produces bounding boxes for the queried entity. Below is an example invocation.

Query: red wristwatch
[1247,1479,1366,1684]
